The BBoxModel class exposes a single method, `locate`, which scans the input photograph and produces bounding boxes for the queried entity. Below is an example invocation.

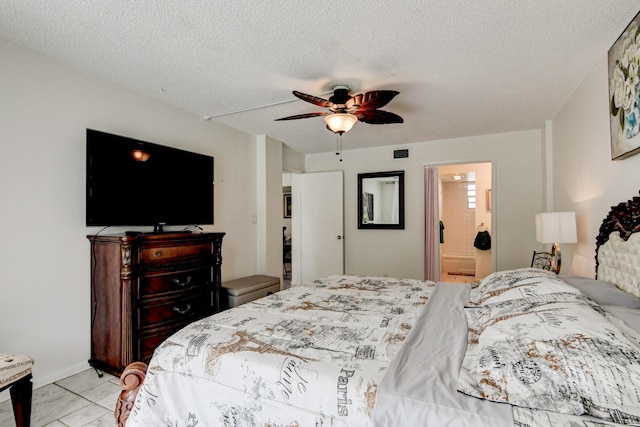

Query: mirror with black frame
[357,170,405,229]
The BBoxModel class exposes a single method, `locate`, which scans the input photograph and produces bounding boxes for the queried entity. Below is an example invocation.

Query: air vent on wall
[394,149,409,159]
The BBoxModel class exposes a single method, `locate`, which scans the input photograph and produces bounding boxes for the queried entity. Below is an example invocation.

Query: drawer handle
[172,276,192,287]
[173,304,191,315]
[155,250,162,257]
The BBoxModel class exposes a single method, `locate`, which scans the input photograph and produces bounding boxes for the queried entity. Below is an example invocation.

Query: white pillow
[468,268,580,306]
[563,275,640,309]
[459,293,640,424]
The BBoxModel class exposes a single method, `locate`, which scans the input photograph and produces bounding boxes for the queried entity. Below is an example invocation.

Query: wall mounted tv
[86,129,214,231]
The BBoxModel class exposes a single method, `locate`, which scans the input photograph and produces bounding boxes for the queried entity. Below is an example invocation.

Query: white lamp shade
[535,211,577,244]
[324,113,358,133]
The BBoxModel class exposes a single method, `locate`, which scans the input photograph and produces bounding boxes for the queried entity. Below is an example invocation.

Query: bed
[116,192,640,426]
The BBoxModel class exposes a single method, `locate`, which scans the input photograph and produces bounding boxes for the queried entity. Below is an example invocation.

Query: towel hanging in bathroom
[473,228,491,250]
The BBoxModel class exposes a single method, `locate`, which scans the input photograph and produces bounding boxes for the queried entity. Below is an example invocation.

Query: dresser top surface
[87,232,225,243]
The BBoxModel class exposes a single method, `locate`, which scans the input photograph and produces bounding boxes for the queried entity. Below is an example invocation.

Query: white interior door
[291,171,344,284]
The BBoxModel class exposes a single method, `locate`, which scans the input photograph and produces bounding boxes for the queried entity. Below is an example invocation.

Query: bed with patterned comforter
[121,270,640,427]
[119,193,640,427]
[125,275,436,426]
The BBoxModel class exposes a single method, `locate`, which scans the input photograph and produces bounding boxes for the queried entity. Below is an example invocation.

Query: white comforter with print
[126,275,436,426]
[126,271,640,427]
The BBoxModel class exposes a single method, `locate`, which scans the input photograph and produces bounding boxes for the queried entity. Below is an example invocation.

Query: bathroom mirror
[357,170,405,229]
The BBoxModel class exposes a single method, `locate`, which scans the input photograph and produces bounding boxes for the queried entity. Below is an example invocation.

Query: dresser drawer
[139,243,211,263]
[138,292,211,330]
[138,267,211,299]
[138,331,172,363]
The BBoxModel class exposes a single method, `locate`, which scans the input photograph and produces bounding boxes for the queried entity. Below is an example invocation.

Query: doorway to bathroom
[425,162,493,282]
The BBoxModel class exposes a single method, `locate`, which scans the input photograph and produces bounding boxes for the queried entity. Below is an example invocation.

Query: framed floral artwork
[609,12,640,160]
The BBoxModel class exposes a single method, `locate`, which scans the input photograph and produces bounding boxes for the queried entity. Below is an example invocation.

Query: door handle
[337,235,342,240]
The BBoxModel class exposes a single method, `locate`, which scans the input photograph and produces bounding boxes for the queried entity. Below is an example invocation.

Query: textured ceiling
[1,1,639,154]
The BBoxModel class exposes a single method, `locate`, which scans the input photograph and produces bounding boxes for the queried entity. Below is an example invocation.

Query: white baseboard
[0,361,91,403]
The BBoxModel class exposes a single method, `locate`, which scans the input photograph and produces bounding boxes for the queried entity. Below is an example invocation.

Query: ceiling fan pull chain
[337,134,343,162]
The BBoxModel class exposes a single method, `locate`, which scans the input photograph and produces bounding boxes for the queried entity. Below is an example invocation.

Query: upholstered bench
[222,275,280,308]
[0,354,34,427]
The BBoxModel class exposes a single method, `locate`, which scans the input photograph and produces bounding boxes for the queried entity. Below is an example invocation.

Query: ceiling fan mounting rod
[204,89,334,120]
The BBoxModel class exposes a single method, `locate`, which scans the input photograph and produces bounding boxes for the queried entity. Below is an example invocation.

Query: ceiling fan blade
[292,91,334,108]
[275,111,328,121]
[347,90,399,110]
[356,110,404,124]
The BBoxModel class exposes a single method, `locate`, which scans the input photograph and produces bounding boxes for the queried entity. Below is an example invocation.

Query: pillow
[602,305,640,337]
[458,293,640,424]
[468,268,581,306]
[562,275,640,309]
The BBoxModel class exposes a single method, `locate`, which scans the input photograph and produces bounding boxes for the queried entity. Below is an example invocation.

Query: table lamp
[535,211,577,274]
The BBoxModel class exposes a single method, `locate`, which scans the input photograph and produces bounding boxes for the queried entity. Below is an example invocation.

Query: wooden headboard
[595,191,640,283]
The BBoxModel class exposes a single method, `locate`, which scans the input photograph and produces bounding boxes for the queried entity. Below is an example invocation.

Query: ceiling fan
[275,86,403,134]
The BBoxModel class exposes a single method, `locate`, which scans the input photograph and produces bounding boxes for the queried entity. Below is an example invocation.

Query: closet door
[291,171,344,284]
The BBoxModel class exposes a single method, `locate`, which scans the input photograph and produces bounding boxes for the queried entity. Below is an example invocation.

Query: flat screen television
[86,129,214,231]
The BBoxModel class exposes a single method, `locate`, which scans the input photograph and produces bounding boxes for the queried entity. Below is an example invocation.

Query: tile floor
[0,368,120,427]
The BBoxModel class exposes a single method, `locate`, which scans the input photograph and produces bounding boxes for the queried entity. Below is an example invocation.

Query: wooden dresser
[87,232,224,376]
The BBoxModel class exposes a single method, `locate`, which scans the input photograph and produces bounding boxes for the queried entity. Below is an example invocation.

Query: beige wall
[552,55,640,277]
[256,135,285,277]
[0,40,271,391]
[305,129,544,279]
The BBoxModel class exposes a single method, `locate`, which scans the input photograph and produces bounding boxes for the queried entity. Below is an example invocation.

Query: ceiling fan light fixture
[324,113,358,134]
